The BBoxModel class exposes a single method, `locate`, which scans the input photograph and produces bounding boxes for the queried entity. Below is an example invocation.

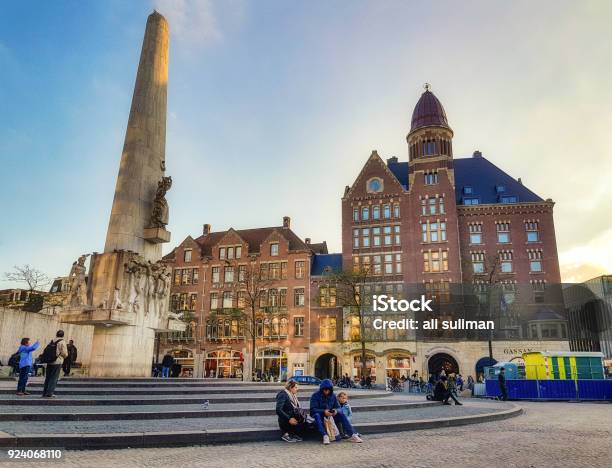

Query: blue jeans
[313,412,354,438]
[17,366,31,393]
[162,367,170,378]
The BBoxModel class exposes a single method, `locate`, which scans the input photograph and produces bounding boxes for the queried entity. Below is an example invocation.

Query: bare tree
[222,258,274,381]
[322,266,375,380]
[4,265,50,293]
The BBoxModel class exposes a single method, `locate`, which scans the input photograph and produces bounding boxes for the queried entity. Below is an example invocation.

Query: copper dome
[410,89,450,132]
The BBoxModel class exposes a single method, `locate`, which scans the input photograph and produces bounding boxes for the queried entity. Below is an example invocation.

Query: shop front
[352,353,377,382]
[386,353,412,379]
[204,349,243,378]
[256,348,288,381]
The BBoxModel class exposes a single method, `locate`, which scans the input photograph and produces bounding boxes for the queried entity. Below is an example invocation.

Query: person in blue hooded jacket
[16,337,40,396]
[309,379,363,444]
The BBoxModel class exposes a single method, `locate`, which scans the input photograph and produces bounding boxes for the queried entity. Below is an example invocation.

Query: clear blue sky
[1,0,611,288]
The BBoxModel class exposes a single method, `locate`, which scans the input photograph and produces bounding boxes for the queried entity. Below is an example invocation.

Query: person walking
[41,330,68,398]
[161,352,174,378]
[16,338,40,396]
[498,367,508,401]
[62,340,78,376]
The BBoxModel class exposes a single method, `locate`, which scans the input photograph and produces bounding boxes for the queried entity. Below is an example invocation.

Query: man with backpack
[40,330,68,398]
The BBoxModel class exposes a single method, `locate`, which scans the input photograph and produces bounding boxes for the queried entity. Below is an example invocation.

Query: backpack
[39,339,62,364]
[8,352,20,367]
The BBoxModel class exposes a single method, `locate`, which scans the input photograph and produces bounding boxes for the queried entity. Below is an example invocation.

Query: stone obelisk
[60,11,183,377]
[105,10,171,261]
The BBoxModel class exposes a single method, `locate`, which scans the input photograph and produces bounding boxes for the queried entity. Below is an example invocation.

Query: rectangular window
[279,288,287,306]
[222,291,233,309]
[383,226,392,245]
[294,316,304,337]
[372,227,381,246]
[224,266,234,283]
[192,268,199,284]
[189,293,197,311]
[471,252,485,274]
[211,267,220,283]
[270,243,279,256]
[383,204,391,219]
[281,262,288,279]
[499,251,513,273]
[182,268,192,285]
[395,253,402,273]
[184,249,192,262]
[384,254,393,274]
[353,207,359,221]
[269,262,280,280]
[496,222,510,243]
[394,225,401,244]
[237,291,246,308]
[529,250,543,272]
[439,197,445,214]
[532,280,546,303]
[469,223,483,244]
[429,198,436,215]
[362,206,369,221]
[424,172,438,185]
[353,228,359,248]
[260,263,269,280]
[373,255,382,275]
[173,269,181,285]
[295,261,305,279]
[372,205,380,219]
[219,248,226,260]
[464,197,479,205]
[238,265,247,282]
[235,246,242,259]
[361,256,371,274]
[362,228,370,247]
[501,196,518,203]
[210,292,218,310]
[526,221,539,242]
[319,317,337,342]
[320,286,337,307]
[227,247,234,260]
[294,288,305,307]
[393,203,400,218]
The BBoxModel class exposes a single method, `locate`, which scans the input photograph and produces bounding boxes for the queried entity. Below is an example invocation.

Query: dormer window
[495,185,506,193]
[463,197,480,205]
[463,186,473,195]
[500,195,518,204]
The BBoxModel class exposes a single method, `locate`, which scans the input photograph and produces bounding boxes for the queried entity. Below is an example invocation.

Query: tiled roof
[311,253,343,276]
[194,227,310,256]
[386,156,544,205]
[308,241,328,254]
[410,90,450,132]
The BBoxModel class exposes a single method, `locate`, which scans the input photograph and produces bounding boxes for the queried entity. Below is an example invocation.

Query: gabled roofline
[343,150,406,200]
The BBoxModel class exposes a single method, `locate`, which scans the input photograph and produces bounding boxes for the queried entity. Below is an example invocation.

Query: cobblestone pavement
[3,401,609,468]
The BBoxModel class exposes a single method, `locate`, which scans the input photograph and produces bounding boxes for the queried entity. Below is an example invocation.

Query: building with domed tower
[311,85,570,382]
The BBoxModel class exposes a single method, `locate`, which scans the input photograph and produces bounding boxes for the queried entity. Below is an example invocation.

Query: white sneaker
[350,434,363,443]
[323,435,330,445]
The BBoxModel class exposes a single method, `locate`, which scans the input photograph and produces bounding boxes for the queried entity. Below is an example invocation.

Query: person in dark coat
[161,353,174,378]
[433,376,463,405]
[309,379,362,444]
[275,380,308,442]
[498,367,508,401]
[62,340,78,376]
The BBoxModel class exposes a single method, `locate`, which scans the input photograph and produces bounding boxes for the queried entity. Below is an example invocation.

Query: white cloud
[151,0,222,46]
[559,229,612,283]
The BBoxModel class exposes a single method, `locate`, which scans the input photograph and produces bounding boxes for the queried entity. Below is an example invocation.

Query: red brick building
[320,86,567,381]
[161,217,324,379]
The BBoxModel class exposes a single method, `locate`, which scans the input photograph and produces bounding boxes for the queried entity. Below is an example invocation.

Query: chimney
[305,238,311,245]
[282,216,291,228]
[203,224,211,235]
[387,156,398,165]
[473,150,482,158]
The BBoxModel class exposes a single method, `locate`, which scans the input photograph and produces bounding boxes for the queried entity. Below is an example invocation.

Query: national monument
[59,11,183,377]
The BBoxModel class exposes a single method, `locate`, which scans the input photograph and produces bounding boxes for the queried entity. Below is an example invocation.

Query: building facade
[160,217,323,379]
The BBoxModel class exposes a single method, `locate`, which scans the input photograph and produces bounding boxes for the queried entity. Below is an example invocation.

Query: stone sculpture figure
[148,176,172,228]
[66,254,89,307]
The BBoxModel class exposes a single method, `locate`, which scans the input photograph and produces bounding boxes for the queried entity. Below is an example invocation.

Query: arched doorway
[428,353,459,375]
[475,356,497,380]
[315,353,339,380]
